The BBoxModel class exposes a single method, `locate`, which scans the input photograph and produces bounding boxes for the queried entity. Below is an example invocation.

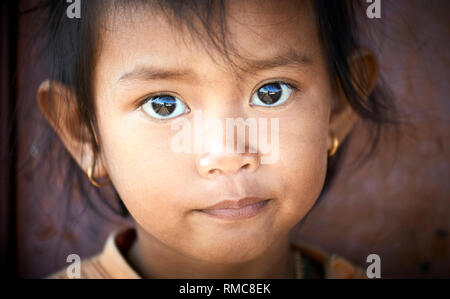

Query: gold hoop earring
[328,131,339,157]
[87,165,110,187]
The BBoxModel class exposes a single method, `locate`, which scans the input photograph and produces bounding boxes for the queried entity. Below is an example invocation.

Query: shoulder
[325,254,368,279]
[46,254,113,279]
[46,227,140,279]
[292,240,367,279]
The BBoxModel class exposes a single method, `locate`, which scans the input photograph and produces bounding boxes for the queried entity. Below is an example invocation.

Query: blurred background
[1,0,449,278]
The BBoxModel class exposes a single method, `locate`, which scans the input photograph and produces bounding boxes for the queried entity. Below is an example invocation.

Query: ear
[327,47,379,151]
[37,80,108,178]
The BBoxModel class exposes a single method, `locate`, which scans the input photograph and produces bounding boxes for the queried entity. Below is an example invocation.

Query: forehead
[95,0,321,83]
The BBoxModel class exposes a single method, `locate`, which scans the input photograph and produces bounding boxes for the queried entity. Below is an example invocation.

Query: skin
[37,0,378,278]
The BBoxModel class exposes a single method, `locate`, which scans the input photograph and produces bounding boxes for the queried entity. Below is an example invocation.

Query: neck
[126,224,296,279]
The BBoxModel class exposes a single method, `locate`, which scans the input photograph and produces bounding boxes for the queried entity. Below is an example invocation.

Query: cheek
[275,89,330,225]
[97,111,195,239]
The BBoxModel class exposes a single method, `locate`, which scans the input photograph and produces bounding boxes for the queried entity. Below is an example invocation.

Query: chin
[191,238,270,264]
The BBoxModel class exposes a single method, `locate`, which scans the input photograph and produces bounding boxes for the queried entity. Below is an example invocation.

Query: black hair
[27,0,400,223]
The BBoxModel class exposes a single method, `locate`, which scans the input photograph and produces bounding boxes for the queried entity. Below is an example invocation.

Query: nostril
[208,168,221,175]
[241,163,251,170]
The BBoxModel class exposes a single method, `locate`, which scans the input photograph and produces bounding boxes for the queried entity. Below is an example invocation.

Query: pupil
[151,96,177,116]
[257,83,281,104]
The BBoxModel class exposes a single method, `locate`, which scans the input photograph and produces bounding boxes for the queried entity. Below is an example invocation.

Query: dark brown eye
[250,82,294,107]
[142,95,189,119]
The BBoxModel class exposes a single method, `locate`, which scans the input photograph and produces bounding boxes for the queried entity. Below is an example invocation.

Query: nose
[197,152,260,178]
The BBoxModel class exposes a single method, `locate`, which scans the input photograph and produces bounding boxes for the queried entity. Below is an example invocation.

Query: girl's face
[94,0,333,263]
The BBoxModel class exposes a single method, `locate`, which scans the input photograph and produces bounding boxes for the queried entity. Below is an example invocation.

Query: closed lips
[197,197,272,220]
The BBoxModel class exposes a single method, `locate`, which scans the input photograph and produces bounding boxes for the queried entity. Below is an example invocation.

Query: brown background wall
[295,0,450,278]
[3,0,449,278]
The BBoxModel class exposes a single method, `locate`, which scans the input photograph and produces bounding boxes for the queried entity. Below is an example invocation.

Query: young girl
[37,0,397,279]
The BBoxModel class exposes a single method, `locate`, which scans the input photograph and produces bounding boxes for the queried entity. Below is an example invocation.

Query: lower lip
[198,199,272,220]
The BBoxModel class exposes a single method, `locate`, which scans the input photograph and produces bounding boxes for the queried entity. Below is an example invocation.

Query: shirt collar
[96,227,141,279]
[96,227,360,279]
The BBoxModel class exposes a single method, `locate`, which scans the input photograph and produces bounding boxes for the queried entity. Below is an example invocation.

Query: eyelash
[137,80,300,120]
[254,80,300,94]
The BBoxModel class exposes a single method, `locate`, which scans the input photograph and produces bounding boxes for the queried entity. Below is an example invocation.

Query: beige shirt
[48,227,367,279]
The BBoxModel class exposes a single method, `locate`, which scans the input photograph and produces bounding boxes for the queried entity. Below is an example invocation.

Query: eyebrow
[242,49,312,72]
[117,67,194,84]
[116,49,312,84]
